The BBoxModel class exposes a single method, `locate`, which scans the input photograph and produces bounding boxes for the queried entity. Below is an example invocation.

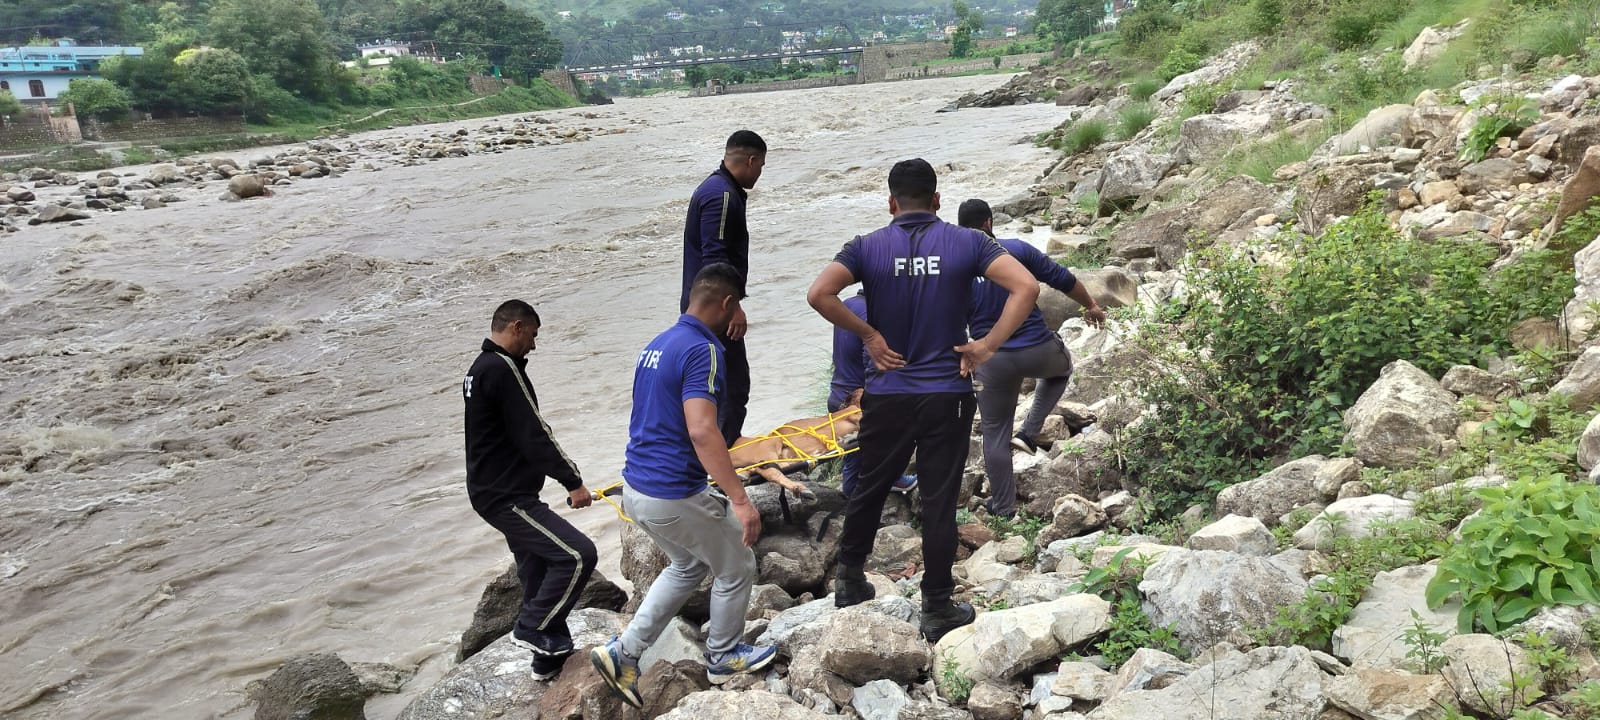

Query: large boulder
[1067,268,1139,314]
[1325,669,1455,720]
[457,565,627,661]
[228,174,267,199]
[1176,112,1276,165]
[1035,493,1108,547]
[818,606,931,684]
[1035,432,1124,503]
[1139,551,1309,651]
[755,530,835,595]
[1293,495,1415,551]
[1098,149,1176,204]
[853,679,912,720]
[1441,635,1534,717]
[1563,234,1600,344]
[1327,104,1414,155]
[1342,361,1458,469]
[535,653,639,720]
[1215,456,1340,527]
[1186,514,1274,555]
[1404,22,1468,69]
[637,660,711,719]
[935,594,1111,682]
[1552,145,1600,247]
[1106,648,1196,698]
[254,653,368,720]
[967,682,1025,720]
[1087,646,1331,720]
[1456,157,1530,195]
[757,595,917,657]
[1332,565,1460,670]
[656,690,828,720]
[1551,346,1600,411]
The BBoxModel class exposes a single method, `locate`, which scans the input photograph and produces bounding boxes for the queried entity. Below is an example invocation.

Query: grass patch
[1116,103,1158,139]
[1214,129,1332,183]
[1059,118,1109,154]
[1129,76,1162,101]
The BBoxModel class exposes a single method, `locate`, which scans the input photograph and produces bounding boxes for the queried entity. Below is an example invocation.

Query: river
[0,73,1066,719]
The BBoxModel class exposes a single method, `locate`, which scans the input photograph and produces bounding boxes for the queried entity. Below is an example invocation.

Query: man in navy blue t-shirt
[591,263,777,708]
[960,198,1107,519]
[681,130,767,446]
[806,159,1040,642]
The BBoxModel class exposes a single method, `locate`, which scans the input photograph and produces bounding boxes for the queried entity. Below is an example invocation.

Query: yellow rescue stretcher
[589,406,861,522]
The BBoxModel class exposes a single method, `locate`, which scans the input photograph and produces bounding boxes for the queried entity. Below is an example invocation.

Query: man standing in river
[592,263,776,707]
[681,130,766,445]
[463,300,597,681]
[959,198,1106,520]
[806,159,1040,642]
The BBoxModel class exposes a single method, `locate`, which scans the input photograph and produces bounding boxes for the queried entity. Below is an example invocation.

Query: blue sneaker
[589,636,642,707]
[892,474,919,493]
[704,643,778,684]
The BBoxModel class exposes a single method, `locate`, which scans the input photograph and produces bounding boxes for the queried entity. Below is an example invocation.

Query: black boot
[833,563,876,608]
[919,589,975,643]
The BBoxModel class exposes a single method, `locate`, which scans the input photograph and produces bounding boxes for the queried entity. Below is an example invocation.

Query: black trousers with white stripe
[479,499,598,648]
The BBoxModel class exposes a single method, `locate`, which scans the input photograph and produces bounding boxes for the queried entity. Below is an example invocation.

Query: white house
[0,39,143,103]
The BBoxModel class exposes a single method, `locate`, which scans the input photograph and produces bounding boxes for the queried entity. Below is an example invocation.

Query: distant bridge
[566,45,864,73]
[563,21,864,73]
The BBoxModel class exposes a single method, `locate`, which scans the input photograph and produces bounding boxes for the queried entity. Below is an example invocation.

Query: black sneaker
[920,596,976,643]
[531,649,570,681]
[1010,432,1041,454]
[833,564,876,608]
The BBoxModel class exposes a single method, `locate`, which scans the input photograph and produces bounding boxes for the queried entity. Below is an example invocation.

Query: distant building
[1005,26,1020,37]
[344,40,444,68]
[0,39,143,102]
[665,11,686,21]
[358,40,414,58]
[1100,0,1137,30]
[557,10,572,18]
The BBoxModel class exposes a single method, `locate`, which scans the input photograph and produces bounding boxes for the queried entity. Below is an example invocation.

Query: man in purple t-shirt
[806,159,1039,642]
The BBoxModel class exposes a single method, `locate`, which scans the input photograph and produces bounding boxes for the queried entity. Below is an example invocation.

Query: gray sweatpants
[619,484,756,658]
[975,336,1073,517]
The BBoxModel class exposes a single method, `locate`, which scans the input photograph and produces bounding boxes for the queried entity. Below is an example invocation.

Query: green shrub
[1249,0,1284,35]
[1061,118,1108,153]
[59,77,131,121]
[1215,130,1329,182]
[1461,93,1541,163]
[1116,103,1158,139]
[1428,476,1600,633]
[1178,83,1222,118]
[1118,199,1566,520]
[0,89,20,117]
[1067,548,1185,665]
[1129,76,1163,100]
[1158,47,1205,80]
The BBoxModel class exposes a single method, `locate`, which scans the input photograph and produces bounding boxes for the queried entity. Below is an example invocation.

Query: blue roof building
[0,39,143,103]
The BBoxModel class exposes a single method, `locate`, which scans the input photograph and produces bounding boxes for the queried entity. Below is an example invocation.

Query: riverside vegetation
[124,0,1600,717]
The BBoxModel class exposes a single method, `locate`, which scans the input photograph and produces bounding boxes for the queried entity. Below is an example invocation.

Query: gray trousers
[619,484,756,658]
[975,336,1073,516]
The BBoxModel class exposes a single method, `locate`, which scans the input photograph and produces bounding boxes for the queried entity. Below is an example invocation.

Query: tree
[0,90,21,118]
[413,0,564,82]
[950,0,983,58]
[175,47,251,114]
[208,0,340,99]
[684,65,709,87]
[1034,0,1102,45]
[59,78,132,121]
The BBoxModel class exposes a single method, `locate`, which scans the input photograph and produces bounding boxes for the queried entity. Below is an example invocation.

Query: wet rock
[1551,346,1600,410]
[1139,550,1308,651]
[1087,646,1330,720]
[935,594,1110,683]
[28,205,92,224]
[1333,565,1459,670]
[818,606,931,684]
[1293,495,1415,551]
[1343,360,1458,469]
[229,174,267,199]
[1442,635,1534,716]
[254,653,368,720]
[1325,669,1454,720]
[967,681,1024,720]
[1186,514,1274,555]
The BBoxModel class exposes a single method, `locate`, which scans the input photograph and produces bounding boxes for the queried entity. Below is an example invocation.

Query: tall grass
[1061,119,1109,154]
[1117,103,1158,139]
[1215,129,1333,183]
[1130,76,1162,101]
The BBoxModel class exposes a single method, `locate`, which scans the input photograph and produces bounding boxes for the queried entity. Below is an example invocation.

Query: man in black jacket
[463,299,597,681]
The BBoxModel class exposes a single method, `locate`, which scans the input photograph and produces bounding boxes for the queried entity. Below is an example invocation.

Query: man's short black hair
[690,262,745,304]
[491,299,540,332]
[725,130,766,156]
[888,158,937,209]
[958,198,992,229]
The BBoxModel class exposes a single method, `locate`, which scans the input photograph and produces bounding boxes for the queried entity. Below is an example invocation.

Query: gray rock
[1332,565,1460,670]
[1325,669,1454,720]
[756,531,834,595]
[1051,661,1114,702]
[1186,514,1275,555]
[869,524,924,575]
[1293,495,1415,551]
[1328,104,1414,154]
[1579,414,1600,471]
[566,608,628,650]
[255,653,368,720]
[1140,550,1308,651]
[899,700,976,719]
[638,617,702,673]
[1098,149,1176,204]
[1404,23,1467,69]
[28,205,92,224]
[967,681,1024,720]
[1216,456,1332,527]
[757,595,917,656]
[852,679,912,720]
[1175,112,1275,165]
[348,662,412,696]
[1107,648,1195,698]
[637,660,711,719]
[935,594,1111,683]
[1343,361,1458,469]
[6,185,34,202]
[818,606,931,684]
[747,583,797,619]
[1442,635,1534,716]
[1456,157,1529,195]
[1552,346,1600,411]
[228,174,267,199]
[1087,646,1330,720]
[1035,493,1108,547]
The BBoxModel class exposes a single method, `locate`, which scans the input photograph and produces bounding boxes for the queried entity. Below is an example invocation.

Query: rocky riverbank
[245,29,1600,720]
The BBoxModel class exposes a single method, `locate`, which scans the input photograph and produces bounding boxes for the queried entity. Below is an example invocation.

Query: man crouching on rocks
[591,263,778,708]
[463,299,598,681]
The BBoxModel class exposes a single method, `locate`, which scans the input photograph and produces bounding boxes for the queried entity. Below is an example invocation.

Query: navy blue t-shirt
[828,292,869,407]
[833,211,1007,395]
[969,238,1079,351]
[623,314,726,499]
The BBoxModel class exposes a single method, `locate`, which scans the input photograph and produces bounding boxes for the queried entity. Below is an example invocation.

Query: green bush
[1061,118,1108,153]
[1428,477,1600,633]
[1249,0,1285,35]
[1215,130,1329,182]
[1178,83,1222,118]
[1118,199,1568,520]
[59,77,131,121]
[1116,103,1158,139]
[0,89,20,117]
[1461,93,1541,163]
[1129,76,1163,100]
[1158,47,1205,80]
